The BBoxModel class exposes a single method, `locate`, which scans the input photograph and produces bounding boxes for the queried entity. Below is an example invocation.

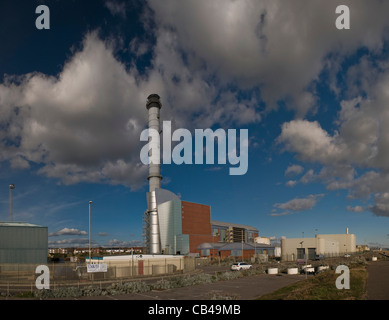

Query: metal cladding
[146,94,162,254]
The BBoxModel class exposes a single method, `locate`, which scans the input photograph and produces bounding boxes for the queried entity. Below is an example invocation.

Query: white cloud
[49,228,88,237]
[285,164,304,176]
[277,120,345,165]
[277,54,389,215]
[271,194,324,216]
[285,180,297,188]
[346,205,364,213]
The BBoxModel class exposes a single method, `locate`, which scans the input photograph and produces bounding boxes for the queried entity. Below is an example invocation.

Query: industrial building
[211,220,258,243]
[281,229,356,261]
[0,222,48,264]
[197,242,276,259]
[142,94,260,257]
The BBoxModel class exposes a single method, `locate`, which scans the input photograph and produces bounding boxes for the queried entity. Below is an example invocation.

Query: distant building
[356,244,370,252]
[211,220,258,243]
[197,242,275,259]
[281,230,356,261]
[0,222,48,264]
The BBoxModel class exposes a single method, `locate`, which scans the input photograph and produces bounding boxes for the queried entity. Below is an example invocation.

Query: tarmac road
[366,260,389,300]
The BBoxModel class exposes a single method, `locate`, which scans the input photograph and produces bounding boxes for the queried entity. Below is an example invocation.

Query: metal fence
[0,256,196,292]
[281,251,360,262]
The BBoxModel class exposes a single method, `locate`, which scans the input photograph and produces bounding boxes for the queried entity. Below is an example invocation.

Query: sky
[1,0,389,249]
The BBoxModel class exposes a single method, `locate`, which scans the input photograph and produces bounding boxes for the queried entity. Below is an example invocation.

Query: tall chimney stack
[146,94,162,254]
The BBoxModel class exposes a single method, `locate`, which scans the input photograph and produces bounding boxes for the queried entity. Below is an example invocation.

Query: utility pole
[9,184,15,221]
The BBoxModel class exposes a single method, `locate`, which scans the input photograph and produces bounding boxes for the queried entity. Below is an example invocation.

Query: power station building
[142,94,259,256]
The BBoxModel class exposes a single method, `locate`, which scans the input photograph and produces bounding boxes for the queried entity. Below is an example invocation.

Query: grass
[257,264,368,300]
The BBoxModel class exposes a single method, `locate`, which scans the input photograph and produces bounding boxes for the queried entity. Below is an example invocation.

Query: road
[366,260,389,300]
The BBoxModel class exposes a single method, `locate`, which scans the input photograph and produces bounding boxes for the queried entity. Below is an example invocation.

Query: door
[308,248,316,260]
[297,248,305,260]
[138,260,144,276]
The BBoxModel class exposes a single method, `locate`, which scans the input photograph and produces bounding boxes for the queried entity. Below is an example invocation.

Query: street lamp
[89,201,92,264]
[9,184,15,222]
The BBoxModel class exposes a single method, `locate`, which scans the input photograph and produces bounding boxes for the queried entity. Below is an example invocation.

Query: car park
[231,262,252,271]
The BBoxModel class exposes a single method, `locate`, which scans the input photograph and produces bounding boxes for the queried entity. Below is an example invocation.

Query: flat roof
[0,221,46,228]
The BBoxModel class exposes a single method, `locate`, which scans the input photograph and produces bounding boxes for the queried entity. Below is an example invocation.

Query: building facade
[281,232,356,261]
[211,220,258,243]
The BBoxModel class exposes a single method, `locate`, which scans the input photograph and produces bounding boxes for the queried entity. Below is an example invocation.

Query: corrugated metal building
[0,222,48,264]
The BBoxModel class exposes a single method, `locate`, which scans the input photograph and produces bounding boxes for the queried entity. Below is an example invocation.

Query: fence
[281,251,359,262]
[0,256,196,290]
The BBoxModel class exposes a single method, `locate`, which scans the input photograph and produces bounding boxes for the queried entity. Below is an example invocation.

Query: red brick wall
[181,201,216,253]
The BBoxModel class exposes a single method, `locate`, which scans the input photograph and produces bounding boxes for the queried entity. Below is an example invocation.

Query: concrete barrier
[287,268,298,275]
[267,268,278,274]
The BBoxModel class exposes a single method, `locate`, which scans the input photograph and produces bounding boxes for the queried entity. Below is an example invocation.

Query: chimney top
[146,94,162,110]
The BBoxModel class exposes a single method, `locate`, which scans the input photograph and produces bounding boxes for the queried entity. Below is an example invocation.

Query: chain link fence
[0,256,196,294]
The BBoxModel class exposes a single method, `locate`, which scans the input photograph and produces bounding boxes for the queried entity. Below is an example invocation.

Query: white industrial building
[281,229,356,261]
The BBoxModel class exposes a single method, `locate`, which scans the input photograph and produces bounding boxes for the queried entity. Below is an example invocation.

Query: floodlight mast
[9,184,15,222]
[89,201,92,264]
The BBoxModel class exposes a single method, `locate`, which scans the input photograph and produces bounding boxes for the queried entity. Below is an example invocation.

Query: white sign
[87,263,108,273]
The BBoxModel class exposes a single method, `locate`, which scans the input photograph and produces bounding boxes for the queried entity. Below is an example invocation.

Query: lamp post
[9,184,15,222]
[241,230,244,261]
[89,201,92,264]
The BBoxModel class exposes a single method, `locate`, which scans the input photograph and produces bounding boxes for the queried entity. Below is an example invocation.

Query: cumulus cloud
[277,120,345,165]
[369,193,389,217]
[285,180,297,188]
[277,54,389,215]
[346,205,364,213]
[271,194,324,216]
[49,228,88,237]
[147,0,389,117]
[0,32,151,189]
[285,164,304,176]
[3,0,389,195]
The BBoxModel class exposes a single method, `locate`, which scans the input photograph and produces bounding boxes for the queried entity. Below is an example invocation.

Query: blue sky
[1,0,389,249]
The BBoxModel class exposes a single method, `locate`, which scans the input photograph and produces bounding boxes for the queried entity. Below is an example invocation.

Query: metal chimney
[146,94,162,192]
[146,94,162,254]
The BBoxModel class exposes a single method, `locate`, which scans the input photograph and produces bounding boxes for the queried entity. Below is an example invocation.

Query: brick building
[143,188,259,256]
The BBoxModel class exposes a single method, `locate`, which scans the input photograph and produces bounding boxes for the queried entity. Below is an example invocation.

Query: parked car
[315,254,324,261]
[231,262,252,271]
[344,254,351,258]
